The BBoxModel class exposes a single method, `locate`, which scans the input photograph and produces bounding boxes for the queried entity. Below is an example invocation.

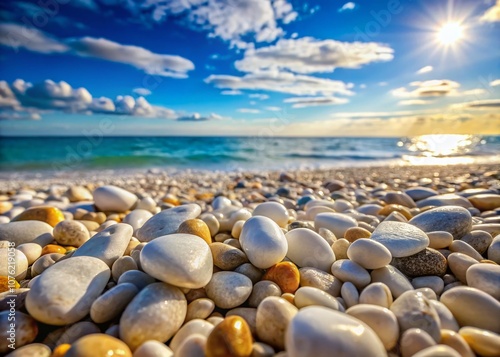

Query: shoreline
[1,162,498,193]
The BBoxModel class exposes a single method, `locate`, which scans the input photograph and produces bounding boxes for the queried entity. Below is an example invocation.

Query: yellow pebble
[0,201,13,214]
[177,219,212,244]
[65,334,132,357]
[263,262,300,294]
[41,244,67,256]
[281,293,295,304]
[206,316,253,357]
[0,276,20,293]
[12,206,65,227]
[52,344,71,357]
[378,204,413,220]
[344,227,372,242]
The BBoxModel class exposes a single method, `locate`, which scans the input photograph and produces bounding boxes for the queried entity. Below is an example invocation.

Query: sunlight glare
[437,22,463,45]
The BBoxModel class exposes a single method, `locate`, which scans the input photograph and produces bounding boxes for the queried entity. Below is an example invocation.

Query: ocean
[1,135,499,174]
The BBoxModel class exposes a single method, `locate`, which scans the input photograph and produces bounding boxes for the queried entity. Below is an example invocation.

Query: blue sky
[0,0,499,136]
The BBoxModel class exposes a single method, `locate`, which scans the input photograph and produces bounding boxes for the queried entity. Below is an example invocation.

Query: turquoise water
[1,135,499,173]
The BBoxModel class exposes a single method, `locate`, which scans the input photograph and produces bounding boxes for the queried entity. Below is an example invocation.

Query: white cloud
[481,0,500,22]
[416,65,433,75]
[176,112,224,121]
[0,23,69,54]
[249,93,269,100]
[490,79,500,87]
[392,80,460,97]
[205,71,355,96]
[284,96,349,108]
[265,106,281,111]
[89,96,116,113]
[146,0,297,48]
[450,99,500,110]
[398,99,430,106]
[235,37,394,74]
[331,109,440,119]
[68,37,194,78]
[0,81,20,109]
[338,2,357,12]
[238,108,261,114]
[221,90,243,95]
[133,88,152,96]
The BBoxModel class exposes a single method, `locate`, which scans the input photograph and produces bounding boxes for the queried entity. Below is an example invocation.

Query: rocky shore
[0,163,499,356]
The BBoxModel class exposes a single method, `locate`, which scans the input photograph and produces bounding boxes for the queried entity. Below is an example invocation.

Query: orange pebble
[344,227,372,242]
[52,344,71,357]
[41,244,67,256]
[0,276,20,293]
[378,204,413,220]
[263,261,300,294]
[177,219,212,244]
[12,206,65,227]
[206,316,252,357]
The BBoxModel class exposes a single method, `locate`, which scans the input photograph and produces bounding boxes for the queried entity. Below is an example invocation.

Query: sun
[437,22,463,45]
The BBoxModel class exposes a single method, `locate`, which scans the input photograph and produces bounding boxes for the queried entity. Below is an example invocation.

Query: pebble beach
[1,163,500,357]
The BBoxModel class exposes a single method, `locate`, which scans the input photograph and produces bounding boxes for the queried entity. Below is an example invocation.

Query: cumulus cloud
[0,24,194,78]
[205,71,354,97]
[284,96,349,108]
[144,0,297,48]
[238,108,261,113]
[392,80,460,98]
[235,37,393,74]
[176,112,224,121]
[481,0,500,22]
[490,79,500,87]
[133,88,152,96]
[338,2,357,12]
[249,93,269,100]
[416,66,433,75]
[0,23,69,54]
[0,81,20,109]
[398,99,430,106]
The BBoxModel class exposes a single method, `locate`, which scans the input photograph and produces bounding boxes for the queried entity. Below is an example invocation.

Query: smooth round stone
[400,328,437,357]
[344,227,372,242]
[185,298,215,321]
[231,220,245,239]
[0,221,53,245]
[294,286,340,310]
[429,300,459,331]
[206,316,253,357]
[256,297,298,350]
[263,261,300,294]
[405,187,438,201]
[314,213,358,238]
[347,239,392,270]
[141,234,212,289]
[253,202,289,228]
[346,304,399,350]
[417,194,473,209]
[239,216,288,269]
[134,340,174,357]
[331,259,371,289]
[169,319,214,352]
[384,191,416,208]
[26,256,110,325]
[341,281,359,308]
[234,263,264,284]
[391,248,447,277]
[176,334,206,357]
[65,186,93,202]
[120,282,187,350]
[359,282,393,308]
[212,196,232,210]
[469,194,500,211]
[390,291,441,342]
[371,221,429,258]
[427,231,453,249]
[440,286,500,333]
[91,283,139,323]
[31,253,64,277]
[371,265,414,298]
[93,185,137,213]
[111,256,138,281]
[12,206,65,227]
[332,238,350,260]
[466,263,500,300]
[0,311,38,353]
[17,243,42,265]
[137,204,202,242]
[251,342,275,357]
[118,270,156,290]
[459,327,500,357]
[73,223,133,267]
[447,252,478,284]
[413,345,461,357]
[461,230,493,254]
[123,209,153,234]
[66,334,132,357]
[299,267,342,297]
[285,228,335,272]
[178,219,212,244]
[488,235,500,264]
[440,329,474,357]
[286,306,386,357]
[53,220,90,247]
[306,206,335,220]
[409,206,472,239]
[4,343,51,357]
[0,248,28,280]
[412,276,444,296]
[449,240,483,261]
[357,204,384,216]
[205,272,252,309]
[55,321,100,345]
[249,281,281,307]
[210,243,248,270]
[227,308,257,336]
[218,207,252,233]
